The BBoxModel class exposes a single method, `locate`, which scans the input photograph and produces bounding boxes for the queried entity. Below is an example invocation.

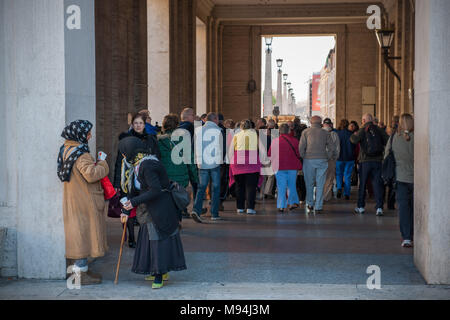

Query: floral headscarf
[57,120,93,182]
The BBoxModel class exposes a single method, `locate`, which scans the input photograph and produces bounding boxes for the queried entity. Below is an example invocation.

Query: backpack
[362,125,384,157]
[164,180,191,211]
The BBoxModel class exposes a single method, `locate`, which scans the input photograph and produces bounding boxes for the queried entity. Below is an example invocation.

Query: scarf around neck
[57,120,93,182]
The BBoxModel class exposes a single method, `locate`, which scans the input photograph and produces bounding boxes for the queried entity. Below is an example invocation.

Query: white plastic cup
[98,151,107,161]
[120,197,129,206]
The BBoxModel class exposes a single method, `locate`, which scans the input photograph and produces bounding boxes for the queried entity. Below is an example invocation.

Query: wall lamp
[376,29,402,87]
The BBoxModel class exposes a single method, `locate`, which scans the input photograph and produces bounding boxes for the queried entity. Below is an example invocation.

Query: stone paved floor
[1,195,449,300]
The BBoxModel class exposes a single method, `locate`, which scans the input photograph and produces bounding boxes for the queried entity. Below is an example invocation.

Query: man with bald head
[299,116,334,213]
[351,113,389,216]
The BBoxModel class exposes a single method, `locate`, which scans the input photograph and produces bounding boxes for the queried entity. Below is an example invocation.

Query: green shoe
[152,281,164,289]
[145,273,169,281]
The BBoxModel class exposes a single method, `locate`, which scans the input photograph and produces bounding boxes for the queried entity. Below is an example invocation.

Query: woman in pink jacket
[268,123,303,213]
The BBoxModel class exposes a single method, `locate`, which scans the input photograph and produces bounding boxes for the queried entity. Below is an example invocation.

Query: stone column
[0,0,96,279]
[196,17,207,116]
[414,0,450,285]
[65,0,96,153]
[148,0,170,124]
[282,81,288,116]
[169,0,196,116]
[263,47,273,117]
[276,68,283,114]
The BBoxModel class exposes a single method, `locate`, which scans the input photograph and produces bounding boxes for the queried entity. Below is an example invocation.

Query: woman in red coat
[268,123,303,213]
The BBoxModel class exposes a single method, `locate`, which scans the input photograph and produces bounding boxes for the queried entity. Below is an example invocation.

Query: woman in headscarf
[119,136,187,289]
[57,120,109,285]
[114,112,161,248]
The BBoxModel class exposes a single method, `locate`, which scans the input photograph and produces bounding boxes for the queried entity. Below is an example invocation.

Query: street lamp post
[263,37,274,117]
[276,59,283,115]
[282,74,288,115]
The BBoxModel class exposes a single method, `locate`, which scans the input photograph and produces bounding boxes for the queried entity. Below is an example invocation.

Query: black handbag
[164,181,191,211]
[382,135,396,184]
[107,193,122,218]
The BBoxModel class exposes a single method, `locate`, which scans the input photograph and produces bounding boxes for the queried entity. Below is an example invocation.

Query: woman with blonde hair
[385,113,414,248]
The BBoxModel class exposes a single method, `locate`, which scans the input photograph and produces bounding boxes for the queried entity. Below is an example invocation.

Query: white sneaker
[247,209,257,215]
[237,209,245,214]
[72,264,88,273]
[354,207,365,214]
[402,240,413,248]
[376,208,384,216]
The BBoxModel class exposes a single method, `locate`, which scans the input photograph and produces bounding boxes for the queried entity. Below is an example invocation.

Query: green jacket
[158,131,198,188]
[350,122,389,162]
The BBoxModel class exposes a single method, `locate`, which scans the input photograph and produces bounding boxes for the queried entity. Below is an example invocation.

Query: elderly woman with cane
[119,136,187,289]
[58,120,109,285]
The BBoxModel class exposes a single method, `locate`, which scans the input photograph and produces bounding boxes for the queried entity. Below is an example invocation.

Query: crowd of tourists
[57,108,415,289]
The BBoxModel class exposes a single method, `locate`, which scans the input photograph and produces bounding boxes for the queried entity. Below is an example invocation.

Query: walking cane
[114,220,127,285]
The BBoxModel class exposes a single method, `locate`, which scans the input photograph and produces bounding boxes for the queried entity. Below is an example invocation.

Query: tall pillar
[170,0,196,116]
[282,81,288,115]
[196,18,207,116]
[148,0,170,124]
[276,69,283,114]
[414,0,450,285]
[263,47,273,117]
[0,0,96,279]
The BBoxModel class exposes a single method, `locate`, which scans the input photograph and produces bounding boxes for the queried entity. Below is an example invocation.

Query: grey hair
[207,112,218,122]
[279,123,290,134]
[311,116,322,125]
[181,107,194,121]
[363,113,374,123]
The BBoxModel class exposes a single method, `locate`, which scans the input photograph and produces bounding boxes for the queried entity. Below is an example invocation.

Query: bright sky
[261,36,336,103]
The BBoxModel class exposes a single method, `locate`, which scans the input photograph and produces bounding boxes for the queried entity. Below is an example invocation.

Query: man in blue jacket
[336,119,356,200]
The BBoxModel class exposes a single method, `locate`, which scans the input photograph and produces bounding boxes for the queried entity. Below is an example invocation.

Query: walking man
[351,113,389,216]
[191,112,223,223]
[299,116,334,213]
[322,118,340,202]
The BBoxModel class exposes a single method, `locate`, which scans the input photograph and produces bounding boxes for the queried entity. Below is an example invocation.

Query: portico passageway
[0,0,449,287]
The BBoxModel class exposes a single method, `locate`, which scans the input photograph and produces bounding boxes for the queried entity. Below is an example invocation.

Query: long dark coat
[129,159,181,239]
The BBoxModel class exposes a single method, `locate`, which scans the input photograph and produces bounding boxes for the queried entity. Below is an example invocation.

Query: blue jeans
[303,159,328,210]
[336,161,355,197]
[194,167,221,217]
[358,161,384,209]
[75,258,88,268]
[275,170,300,209]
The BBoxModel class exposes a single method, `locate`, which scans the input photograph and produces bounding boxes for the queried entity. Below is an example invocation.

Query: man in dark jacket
[218,114,229,210]
[350,114,389,216]
[178,107,196,141]
[336,119,356,200]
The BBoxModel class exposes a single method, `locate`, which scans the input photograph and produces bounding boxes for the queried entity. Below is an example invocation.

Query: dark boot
[80,271,102,286]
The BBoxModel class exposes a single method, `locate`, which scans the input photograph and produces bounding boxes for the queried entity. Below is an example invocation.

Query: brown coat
[62,140,109,260]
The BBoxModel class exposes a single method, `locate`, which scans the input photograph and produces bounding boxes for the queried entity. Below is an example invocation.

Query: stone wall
[95,0,148,177]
